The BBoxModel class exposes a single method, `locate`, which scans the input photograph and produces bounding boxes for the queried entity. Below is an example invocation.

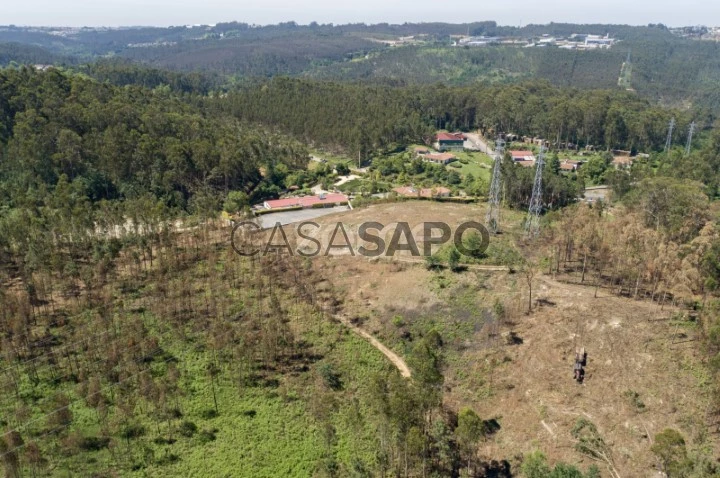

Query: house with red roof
[435,132,466,152]
[262,193,349,210]
[510,150,537,162]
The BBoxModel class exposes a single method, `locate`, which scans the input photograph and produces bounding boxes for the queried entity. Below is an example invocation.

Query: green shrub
[318,363,343,391]
[425,254,443,270]
[120,424,146,440]
[179,421,198,437]
[79,435,111,451]
[623,390,646,411]
[200,409,219,419]
[155,453,180,465]
[199,428,218,444]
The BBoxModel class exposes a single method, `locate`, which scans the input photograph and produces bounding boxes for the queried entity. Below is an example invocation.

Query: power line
[525,145,546,238]
[685,121,696,157]
[485,136,505,234]
[664,117,675,153]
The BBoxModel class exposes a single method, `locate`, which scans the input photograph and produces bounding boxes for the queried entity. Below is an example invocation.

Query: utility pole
[664,117,675,153]
[685,121,696,157]
[525,145,546,238]
[485,136,505,234]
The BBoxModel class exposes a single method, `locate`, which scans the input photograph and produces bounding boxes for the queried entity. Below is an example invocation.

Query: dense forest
[220,77,697,156]
[0,67,307,209]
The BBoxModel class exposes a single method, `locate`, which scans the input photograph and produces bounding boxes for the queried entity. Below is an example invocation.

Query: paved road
[257,206,350,229]
[464,132,495,156]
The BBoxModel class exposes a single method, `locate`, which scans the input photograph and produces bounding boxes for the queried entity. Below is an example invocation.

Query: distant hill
[0,42,71,66]
[1,22,719,110]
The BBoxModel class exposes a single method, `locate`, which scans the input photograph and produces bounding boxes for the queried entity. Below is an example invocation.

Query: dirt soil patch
[303,202,718,476]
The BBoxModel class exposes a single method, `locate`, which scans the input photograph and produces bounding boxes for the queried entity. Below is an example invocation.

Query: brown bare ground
[303,201,718,476]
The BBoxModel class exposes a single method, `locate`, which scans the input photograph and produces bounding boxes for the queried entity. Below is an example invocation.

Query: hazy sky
[4,0,717,27]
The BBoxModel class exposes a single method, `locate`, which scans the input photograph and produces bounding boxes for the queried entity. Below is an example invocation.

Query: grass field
[446,151,494,181]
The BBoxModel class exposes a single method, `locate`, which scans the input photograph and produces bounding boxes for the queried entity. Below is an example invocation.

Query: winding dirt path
[336,315,412,378]
[328,258,510,378]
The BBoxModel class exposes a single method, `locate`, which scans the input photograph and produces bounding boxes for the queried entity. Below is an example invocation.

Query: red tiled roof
[425,153,456,162]
[436,132,465,142]
[510,150,534,157]
[264,193,349,209]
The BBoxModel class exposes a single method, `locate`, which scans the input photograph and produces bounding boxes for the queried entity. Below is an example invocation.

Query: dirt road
[464,132,495,155]
[336,314,412,378]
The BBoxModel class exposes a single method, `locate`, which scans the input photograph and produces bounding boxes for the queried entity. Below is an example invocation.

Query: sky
[4,0,718,28]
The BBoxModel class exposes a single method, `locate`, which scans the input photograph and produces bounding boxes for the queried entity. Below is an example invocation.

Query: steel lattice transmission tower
[525,145,546,238]
[664,117,675,153]
[485,137,505,234]
[685,121,696,157]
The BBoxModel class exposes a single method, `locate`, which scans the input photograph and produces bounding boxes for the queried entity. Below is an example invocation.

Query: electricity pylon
[525,145,546,238]
[664,117,675,153]
[485,137,505,234]
[685,121,696,157]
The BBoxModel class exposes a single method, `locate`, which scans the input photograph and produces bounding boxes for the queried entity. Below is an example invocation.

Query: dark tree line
[219,77,698,160]
[0,67,308,211]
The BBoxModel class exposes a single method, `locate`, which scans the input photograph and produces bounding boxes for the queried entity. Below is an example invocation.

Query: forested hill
[0,67,308,213]
[1,22,719,113]
[306,39,720,112]
[220,77,694,157]
[0,42,71,67]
